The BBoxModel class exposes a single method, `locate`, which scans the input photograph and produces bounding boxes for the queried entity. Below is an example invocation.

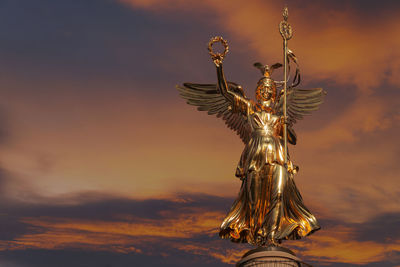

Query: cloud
[351,212,400,243]
[1,193,400,266]
[0,193,242,265]
[293,225,400,265]
[293,115,400,222]
[300,94,397,149]
[118,0,400,91]
[0,109,10,145]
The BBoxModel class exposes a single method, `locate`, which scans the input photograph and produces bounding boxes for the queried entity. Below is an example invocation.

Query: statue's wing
[276,87,326,145]
[177,82,252,144]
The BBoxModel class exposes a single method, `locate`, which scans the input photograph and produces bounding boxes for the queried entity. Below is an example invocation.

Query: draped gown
[219,109,320,246]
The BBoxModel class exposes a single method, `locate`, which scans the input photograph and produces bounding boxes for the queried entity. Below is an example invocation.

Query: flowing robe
[219,108,320,245]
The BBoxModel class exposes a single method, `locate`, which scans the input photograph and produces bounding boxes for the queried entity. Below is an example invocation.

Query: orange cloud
[2,212,399,265]
[1,209,224,256]
[18,210,222,240]
[292,225,400,264]
[301,95,395,149]
[118,0,400,91]
[171,242,248,264]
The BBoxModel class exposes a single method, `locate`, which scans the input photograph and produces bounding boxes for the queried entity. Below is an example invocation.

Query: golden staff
[279,7,293,164]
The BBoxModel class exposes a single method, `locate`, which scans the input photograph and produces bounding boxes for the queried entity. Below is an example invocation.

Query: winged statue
[177,36,325,246]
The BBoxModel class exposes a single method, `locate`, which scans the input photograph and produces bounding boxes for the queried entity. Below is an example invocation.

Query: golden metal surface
[280,6,291,164]
[207,36,229,67]
[177,8,325,247]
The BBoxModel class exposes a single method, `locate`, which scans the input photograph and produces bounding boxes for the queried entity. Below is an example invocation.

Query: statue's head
[255,72,276,103]
[254,63,278,107]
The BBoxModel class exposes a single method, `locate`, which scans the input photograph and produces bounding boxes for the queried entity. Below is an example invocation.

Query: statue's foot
[267,232,282,247]
[255,229,282,247]
[266,238,280,247]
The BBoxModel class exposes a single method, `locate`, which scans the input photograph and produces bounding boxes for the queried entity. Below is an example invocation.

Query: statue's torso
[235,111,284,177]
[250,111,281,137]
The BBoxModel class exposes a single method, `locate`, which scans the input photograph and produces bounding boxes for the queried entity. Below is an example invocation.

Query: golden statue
[177,8,324,247]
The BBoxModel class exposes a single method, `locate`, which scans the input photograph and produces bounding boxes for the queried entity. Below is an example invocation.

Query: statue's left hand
[280,115,288,125]
[286,162,299,174]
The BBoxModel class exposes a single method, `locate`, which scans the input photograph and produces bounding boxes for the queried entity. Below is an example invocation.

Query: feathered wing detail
[286,87,326,127]
[176,82,252,144]
[276,87,326,145]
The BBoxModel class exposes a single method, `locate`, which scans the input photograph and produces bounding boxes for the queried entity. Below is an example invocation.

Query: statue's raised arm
[176,37,253,144]
[209,37,254,117]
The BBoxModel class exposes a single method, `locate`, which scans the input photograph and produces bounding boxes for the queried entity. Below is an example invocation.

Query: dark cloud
[2,248,397,267]
[0,249,230,267]
[0,0,223,97]
[0,192,233,246]
[0,108,10,145]
[0,192,243,266]
[307,260,399,267]
[1,192,399,266]
[0,214,31,241]
[354,212,400,243]
[0,192,233,221]
[285,0,400,17]
[308,212,400,244]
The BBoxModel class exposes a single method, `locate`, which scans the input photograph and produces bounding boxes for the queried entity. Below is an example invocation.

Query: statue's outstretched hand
[208,36,229,67]
[211,54,223,67]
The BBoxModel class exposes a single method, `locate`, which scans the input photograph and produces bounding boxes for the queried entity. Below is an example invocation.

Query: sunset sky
[0,0,399,266]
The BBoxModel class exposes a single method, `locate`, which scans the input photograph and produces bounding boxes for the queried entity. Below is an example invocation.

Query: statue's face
[261,86,273,100]
[256,79,276,103]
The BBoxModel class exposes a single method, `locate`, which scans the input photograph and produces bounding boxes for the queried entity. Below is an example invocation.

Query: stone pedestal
[236,246,311,267]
